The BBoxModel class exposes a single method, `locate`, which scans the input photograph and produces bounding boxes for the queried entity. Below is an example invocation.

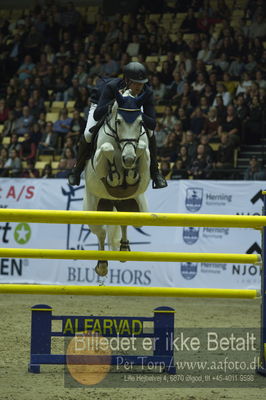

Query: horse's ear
[115,91,124,107]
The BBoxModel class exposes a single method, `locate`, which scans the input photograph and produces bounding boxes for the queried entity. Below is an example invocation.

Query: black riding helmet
[124,62,148,83]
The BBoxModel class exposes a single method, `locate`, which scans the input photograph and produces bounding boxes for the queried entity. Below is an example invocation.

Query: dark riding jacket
[93,78,157,131]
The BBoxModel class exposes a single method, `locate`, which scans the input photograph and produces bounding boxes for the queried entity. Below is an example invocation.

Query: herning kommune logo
[183,227,200,245]
[14,223,31,244]
[181,262,198,280]
[185,188,203,212]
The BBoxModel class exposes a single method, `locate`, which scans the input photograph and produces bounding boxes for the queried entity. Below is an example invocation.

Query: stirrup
[152,175,168,189]
[68,172,80,186]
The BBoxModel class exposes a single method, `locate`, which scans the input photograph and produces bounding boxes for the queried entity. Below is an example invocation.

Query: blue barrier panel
[28,304,176,374]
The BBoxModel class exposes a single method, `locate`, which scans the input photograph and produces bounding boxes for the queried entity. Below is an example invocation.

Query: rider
[68,62,167,189]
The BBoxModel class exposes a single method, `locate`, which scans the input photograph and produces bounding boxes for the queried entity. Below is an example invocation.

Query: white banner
[0,179,264,289]
[175,181,264,290]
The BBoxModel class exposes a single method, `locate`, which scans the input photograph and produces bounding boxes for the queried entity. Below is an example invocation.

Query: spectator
[5,85,17,109]
[249,14,266,39]
[101,54,119,77]
[235,95,249,139]
[167,71,185,103]
[244,156,264,180]
[0,147,9,173]
[214,95,227,121]
[213,83,231,107]
[66,109,86,143]
[200,135,214,156]
[38,121,57,155]
[244,95,264,145]
[199,96,210,115]
[180,8,198,33]
[190,107,206,136]
[197,39,212,63]
[245,53,257,74]
[255,70,266,89]
[201,107,219,139]
[23,26,43,61]
[235,72,253,96]
[19,132,37,162]
[72,63,88,86]
[3,149,22,177]
[214,53,230,74]
[187,143,212,179]
[2,110,17,137]
[214,132,235,176]
[30,123,43,146]
[222,72,238,95]
[154,122,168,158]
[170,158,188,179]
[250,37,264,62]
[160,106,178,132]
[41,163,53,178]
[191,73,207,96]
[74,87,89,113]
[172,33,188,54]
[151,76,166,105]
[53,109,72,149]
[8,133,21,157]
[177,145,190,169]
[35,53,50,78]
[218,104,241,147]
[228,56,245,79]
[22,159,40,178]
[177,108,190,131]
[17,55,35,82]
[56,147,76,178]
[203,84,216,106]
[14,106,35,136]
[61,136,77,158]
[159,161,171,178]
[88,55,103,77]
[233,34,247,60]
[160,132,179,162]
[158,61,175,86]
[0,99,9,123]
[182,130,198,161]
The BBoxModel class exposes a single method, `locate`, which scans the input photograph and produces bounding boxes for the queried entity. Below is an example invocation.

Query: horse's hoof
[120,240,131,262]
[95,261,108,276]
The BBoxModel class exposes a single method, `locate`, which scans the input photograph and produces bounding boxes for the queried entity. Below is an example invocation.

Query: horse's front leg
[94,227,108,277]
[94,143,123,187]
[119,225,130,262]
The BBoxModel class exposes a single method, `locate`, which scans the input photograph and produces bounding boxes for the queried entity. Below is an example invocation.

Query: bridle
[103,108,146,154]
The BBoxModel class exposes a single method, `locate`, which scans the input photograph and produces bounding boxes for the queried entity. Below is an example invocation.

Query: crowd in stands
[0,0,265,180]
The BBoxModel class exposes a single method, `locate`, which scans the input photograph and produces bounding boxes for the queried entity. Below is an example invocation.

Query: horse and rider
[68,62,168,190]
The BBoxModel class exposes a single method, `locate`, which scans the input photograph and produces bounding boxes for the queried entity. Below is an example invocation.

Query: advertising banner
[0,178,264,289]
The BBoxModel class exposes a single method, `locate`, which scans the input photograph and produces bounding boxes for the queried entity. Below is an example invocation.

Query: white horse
[83,90,151,276]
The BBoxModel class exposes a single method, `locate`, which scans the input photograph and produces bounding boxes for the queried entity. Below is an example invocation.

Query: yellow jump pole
[0,284,259,299]
[0,209,266,228]
[0,248,261,264]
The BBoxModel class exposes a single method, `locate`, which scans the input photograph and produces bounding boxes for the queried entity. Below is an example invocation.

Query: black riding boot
[68,136,92,186]
[149,134,168,189]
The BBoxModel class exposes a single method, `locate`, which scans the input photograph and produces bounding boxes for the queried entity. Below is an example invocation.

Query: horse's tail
[107,224,121,251]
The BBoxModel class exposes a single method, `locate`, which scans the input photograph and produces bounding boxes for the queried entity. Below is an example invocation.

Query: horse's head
[111,91,146,169]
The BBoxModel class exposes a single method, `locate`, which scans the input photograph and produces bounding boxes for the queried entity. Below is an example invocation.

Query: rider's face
[128,81,144,95]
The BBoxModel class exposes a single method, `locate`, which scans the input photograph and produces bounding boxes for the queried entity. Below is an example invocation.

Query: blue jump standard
[28,304,176,374]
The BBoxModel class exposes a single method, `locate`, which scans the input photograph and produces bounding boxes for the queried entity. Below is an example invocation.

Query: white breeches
[84,103,97,143]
